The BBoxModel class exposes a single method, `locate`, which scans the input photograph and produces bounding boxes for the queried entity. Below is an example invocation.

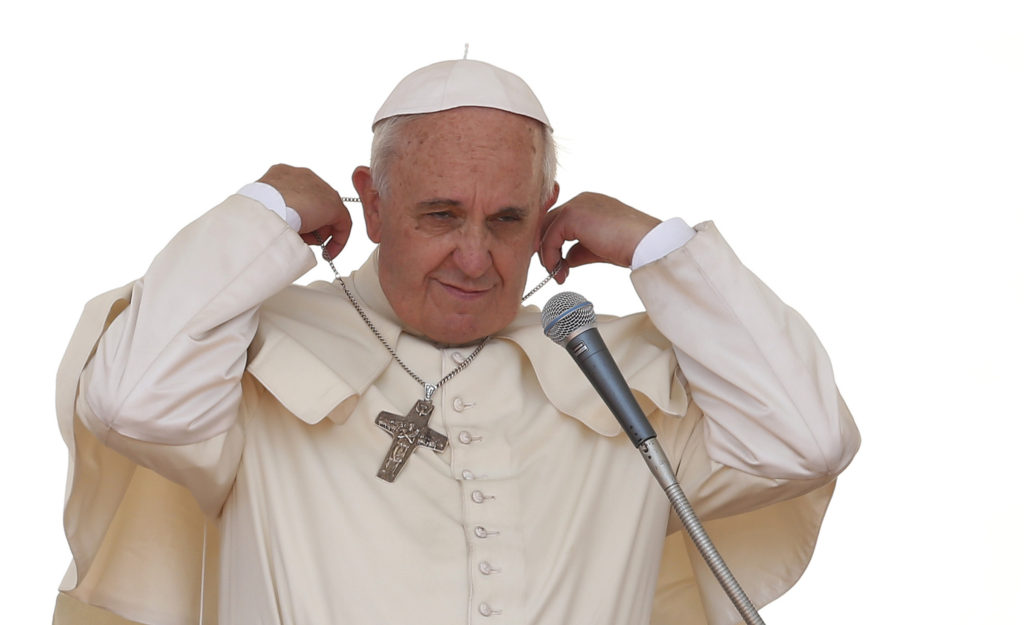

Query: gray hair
[370,113,558,203]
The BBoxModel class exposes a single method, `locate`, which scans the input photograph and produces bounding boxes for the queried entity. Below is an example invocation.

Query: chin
[426,325,488,347]
[425,313,506,346]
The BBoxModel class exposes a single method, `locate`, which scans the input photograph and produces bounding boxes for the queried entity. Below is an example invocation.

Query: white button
[478,561,501,575]
[458,431,473,444]
[473,522,497,536]
[453,397,476,411]
[452,351,466,364]
[471,490,489,503]
[478,603,501,616]
[462,470,475,480]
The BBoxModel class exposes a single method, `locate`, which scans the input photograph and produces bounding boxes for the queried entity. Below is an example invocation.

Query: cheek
[494,242,538,285]
[388,234,452,281]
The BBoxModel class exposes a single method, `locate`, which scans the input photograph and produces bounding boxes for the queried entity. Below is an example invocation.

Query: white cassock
[54,195,859,625]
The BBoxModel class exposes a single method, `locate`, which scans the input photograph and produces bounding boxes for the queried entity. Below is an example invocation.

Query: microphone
[541,291,766,625]
[541,292,656,447]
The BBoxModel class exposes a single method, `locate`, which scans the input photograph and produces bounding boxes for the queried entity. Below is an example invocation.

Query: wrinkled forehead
[400,107,545,147]
[389,108,548,201]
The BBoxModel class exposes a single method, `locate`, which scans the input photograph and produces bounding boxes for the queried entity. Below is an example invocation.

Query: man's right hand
[257,164,353,260]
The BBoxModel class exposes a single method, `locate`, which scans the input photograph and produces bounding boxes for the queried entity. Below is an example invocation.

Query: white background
[2,0,1022,622]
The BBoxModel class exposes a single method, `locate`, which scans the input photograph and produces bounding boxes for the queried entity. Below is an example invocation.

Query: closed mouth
[437,280,492,300]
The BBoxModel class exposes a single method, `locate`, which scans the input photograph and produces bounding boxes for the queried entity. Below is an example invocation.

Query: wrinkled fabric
[55,196,858,625]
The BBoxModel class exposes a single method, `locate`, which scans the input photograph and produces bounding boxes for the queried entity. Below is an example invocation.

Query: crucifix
[374,385,448,482]
[315,239,561,483]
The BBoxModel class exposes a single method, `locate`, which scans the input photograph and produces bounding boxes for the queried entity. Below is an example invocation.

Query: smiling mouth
[437,281,492,300]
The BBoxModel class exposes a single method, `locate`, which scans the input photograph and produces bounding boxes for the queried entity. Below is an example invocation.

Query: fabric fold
[54,201,850,625]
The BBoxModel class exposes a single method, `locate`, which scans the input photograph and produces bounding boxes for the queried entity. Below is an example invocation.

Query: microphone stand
[542,292,765,624]
[639,438,766,625]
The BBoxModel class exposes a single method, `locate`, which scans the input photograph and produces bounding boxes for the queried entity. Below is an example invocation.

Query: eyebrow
[417,198,461,210]
[415,199,529,219]
[491,206,529,220]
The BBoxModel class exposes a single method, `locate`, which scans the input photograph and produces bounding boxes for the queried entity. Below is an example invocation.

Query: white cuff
[238,182,302,232]
[630,217,696,269]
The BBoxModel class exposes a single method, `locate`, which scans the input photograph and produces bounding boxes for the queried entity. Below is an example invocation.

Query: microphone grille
[541,291,596,345]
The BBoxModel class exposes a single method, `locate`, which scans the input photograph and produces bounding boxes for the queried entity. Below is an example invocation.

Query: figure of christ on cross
[374,399,449,482]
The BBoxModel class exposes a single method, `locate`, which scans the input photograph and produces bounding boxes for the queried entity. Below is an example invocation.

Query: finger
[300,225,344,261]
[538,211,571,274]
[300,231,326,246]
[324,221,352,260]
[553,258,570,284]
[540,243,564,276]
[300,205,352,252]
[539,203,562,234]
[564,243,605,269]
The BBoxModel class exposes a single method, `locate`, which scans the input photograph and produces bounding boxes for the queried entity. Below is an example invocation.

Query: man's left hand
[538,192,661,283]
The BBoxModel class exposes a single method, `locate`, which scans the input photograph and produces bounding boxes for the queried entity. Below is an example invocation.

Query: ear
[352,166,382,243]
[543,181,560,212]
[533,181,560,252]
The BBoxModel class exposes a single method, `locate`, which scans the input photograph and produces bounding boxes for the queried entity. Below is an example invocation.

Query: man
[54,59,859,624]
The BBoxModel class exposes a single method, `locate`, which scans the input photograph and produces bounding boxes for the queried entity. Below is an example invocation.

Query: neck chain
[315,221,560,482]
[316,224,559,402]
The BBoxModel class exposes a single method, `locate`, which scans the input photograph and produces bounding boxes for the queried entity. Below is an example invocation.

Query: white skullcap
[372,59,551,130]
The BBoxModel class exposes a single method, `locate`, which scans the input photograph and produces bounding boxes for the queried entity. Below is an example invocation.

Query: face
[354,107,558,345]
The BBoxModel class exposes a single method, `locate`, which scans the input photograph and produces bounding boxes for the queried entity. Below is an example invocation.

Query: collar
[247,250,688,433]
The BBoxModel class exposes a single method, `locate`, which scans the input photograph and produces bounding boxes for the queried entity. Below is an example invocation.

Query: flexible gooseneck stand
[639,438,765,625]
[542,292,765,625]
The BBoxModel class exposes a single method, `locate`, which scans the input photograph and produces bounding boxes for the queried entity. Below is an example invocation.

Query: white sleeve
[632,221,859,481]
[630,217,696,269]
[80,194,315,445]
[238,181,302,231]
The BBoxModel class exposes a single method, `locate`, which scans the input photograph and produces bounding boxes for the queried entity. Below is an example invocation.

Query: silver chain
[314,219,561,402]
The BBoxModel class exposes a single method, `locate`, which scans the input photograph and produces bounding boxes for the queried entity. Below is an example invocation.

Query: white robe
[54,195,859,624]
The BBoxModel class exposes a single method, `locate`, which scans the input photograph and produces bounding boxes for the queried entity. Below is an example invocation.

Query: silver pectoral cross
[374,398,448,482]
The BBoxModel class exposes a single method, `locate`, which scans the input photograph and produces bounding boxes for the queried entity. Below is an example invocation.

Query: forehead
[400,106,543,148]
[389,107,545,199]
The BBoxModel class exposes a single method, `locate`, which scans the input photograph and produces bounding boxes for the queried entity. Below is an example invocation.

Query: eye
[491,209,527,224]
[427,210,454,220]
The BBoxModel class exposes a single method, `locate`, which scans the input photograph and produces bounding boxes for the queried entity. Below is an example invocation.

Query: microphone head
[542,291,596,345]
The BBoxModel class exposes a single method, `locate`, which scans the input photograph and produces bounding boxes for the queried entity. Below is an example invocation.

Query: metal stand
[640,439,766,625]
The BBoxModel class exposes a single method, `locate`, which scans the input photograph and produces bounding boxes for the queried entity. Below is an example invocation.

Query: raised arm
[76,165,349,503]
[538,192,859,494]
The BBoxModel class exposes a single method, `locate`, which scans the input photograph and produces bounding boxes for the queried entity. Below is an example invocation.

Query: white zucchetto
[372,59,551,129]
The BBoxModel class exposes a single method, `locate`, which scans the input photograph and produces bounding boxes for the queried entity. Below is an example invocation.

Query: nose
[451,224,492,279]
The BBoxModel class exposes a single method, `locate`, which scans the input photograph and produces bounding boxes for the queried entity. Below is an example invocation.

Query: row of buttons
[471,495,501,616]
[446,356,501,619]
